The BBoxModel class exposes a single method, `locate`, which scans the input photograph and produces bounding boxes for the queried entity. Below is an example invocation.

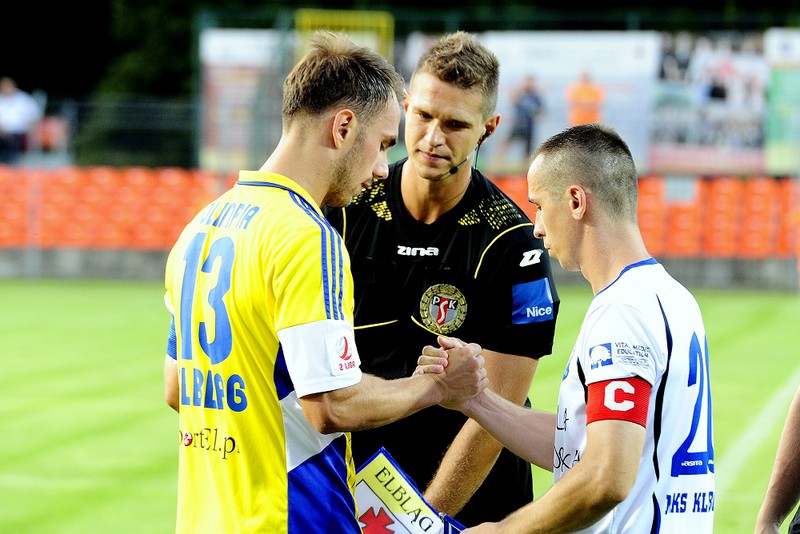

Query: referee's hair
[533,123,639,222]
[413,31,500,119]
[282,31,404,125]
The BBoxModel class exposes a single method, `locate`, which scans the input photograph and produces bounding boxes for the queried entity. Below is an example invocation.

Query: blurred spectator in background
[494,75,544,172]
[660,31,694,83]
[565,70,605,126]
[0,76,42,164]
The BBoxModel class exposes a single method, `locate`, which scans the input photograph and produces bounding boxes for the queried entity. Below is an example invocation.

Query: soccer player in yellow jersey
[162,31,488,533]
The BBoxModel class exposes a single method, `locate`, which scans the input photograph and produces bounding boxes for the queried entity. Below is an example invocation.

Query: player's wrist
[411,371,446,407]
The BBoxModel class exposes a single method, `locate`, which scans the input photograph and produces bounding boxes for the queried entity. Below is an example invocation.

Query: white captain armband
[278,319,362,398]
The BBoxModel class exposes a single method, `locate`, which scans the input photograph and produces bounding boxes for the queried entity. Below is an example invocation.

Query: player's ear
[568,185,587,219]
[332,109,356,149]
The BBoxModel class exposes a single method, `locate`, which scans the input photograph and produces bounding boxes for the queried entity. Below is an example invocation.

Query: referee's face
[404,72,489,182]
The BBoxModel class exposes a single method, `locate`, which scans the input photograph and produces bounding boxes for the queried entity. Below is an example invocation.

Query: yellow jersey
[164,171,363,533]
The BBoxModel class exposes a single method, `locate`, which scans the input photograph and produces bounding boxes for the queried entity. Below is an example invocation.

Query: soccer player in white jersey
[162,31,488,533]
[417,123,715,533]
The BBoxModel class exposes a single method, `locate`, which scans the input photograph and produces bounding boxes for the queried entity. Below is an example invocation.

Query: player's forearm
[757,387,800,529]
[494,420,643,533]
[351,373,444,429]
[494,423,644,534]
[492,462,621,534]
[463,389,556,470]
[305,339,485,433]
[308,373,441,433]
[424,419,503,516]
[426,347,536,516]
[757,476,800,532]
[756,478,800,532]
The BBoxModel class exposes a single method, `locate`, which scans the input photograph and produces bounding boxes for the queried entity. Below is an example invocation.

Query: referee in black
[325,31,559,527]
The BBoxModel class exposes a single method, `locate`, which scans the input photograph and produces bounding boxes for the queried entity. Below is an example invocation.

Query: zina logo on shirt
[397,246,439,257]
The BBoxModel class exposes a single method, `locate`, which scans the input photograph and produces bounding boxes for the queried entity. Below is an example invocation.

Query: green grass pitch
[1,278,798,532]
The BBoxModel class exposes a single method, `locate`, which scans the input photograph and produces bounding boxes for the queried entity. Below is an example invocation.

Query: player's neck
[583,225,651,294]
[400,162,470,224]
[260,133,329,207]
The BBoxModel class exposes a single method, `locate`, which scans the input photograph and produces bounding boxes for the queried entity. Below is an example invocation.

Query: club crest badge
[419,284,468,334]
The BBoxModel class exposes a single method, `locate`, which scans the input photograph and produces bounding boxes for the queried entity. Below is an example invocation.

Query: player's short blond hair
[283,31,404,126]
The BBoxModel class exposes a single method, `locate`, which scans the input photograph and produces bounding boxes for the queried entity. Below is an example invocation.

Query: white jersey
[555,259,714,533]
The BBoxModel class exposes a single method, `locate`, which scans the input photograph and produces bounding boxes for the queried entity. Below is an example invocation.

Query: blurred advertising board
[199,28,286,174]
[649,32,769,175]
[765,28,800,176]
[464,31,662,175]
[199,12,392,174]
[200,28,783,177]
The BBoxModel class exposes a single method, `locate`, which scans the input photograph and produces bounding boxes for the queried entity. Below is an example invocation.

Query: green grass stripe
[1,279,798,532]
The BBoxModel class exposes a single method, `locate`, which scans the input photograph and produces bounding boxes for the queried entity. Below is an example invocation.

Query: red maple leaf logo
[359,507,395,534]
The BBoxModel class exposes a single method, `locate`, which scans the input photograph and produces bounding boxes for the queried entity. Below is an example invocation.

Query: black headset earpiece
[446,130,491,176]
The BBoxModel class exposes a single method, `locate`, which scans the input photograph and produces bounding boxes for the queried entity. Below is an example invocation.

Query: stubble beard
[322,137,364,208]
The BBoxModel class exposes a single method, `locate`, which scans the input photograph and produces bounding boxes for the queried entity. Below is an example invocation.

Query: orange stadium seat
[129,200,177,251]
[118,167,158,211]
[0,166,30,247]
[92,221,130,249]
[665,201,702,257]
[28,169,64,248]
[148,168,192,230]
[84,166,122,205]
[114,167,219,250]
[112,167,162,249]
[40,168,99,248]
[121,166,159,189]
[80,167,130,248]
[190,168,221,193]
[41,167,85,206]
[32,167,128,249]
[0,199,27,247]
[0,220,24,247]
[38,208,83,248]
[777,178,800,258]
[59,224,96,248]
[637,176,667,257]
[188,168,221,213]
[700,176,742,258]
[0,165,28,200]
[156,166,193,191]
[85,165,121,187]
[739,177,779,259]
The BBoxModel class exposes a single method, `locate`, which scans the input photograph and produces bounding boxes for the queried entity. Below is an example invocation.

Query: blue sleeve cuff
[166,316,177,360]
